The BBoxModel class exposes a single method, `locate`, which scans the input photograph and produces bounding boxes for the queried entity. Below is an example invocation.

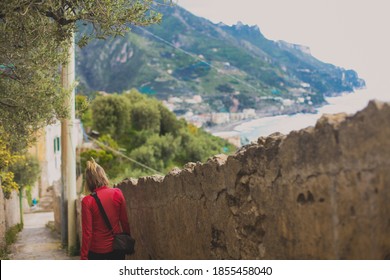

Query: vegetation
[80,89,235,183]
[0,0,169,196]
[9,155,40,206]
[0,133,19,199]
[0,223,23,260]
[0,0,166,150]
[5,223,23,246]
[10,156,40,191]
[76,4,365,107]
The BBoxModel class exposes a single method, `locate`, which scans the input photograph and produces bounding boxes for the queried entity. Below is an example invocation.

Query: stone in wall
[117,100,390,260]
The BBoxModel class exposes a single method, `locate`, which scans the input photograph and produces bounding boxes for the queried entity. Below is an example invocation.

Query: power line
[85,134,164,175]
[78,24,259,178]
[135,26,264,94]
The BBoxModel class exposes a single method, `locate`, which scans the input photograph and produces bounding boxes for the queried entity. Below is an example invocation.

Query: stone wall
[4,192,20,229]
[0,187,21,252]
[116,100,390,260]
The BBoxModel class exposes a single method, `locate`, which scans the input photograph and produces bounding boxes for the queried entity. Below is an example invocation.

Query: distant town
[163,92,316,125]
[163,95,256,127]
[161,92,319,147]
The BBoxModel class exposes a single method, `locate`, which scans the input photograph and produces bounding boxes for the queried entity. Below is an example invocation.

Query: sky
[176,0,390,100]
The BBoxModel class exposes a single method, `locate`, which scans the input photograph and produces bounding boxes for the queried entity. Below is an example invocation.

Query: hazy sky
[177,0,390,99]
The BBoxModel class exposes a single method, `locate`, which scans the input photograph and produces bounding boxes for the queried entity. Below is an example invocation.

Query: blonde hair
[85,158,110,192]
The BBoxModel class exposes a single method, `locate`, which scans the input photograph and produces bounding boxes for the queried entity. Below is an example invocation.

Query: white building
[242,108,256,119]
[45,122,62,185]
[29,119,84,199]
[211,113,230,124]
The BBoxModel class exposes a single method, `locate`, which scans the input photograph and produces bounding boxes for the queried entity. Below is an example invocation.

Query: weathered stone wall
[4,192,20,229]
[117,101,390,259]
[1,187,21,251]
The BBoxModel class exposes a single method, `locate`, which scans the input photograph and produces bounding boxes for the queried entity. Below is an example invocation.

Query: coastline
[205,103,322,134]
[205,112,275,134]
[207,88,373,143]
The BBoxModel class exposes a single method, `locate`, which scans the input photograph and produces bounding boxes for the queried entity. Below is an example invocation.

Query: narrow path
[8,211,78,260]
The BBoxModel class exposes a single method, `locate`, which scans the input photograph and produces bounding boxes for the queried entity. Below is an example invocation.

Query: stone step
[38,195,53,211]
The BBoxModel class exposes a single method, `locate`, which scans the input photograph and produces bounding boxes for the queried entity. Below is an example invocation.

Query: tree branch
[0,99,19,108]
[45,10,75,26]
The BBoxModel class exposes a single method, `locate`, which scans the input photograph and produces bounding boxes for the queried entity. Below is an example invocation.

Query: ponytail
[85,158,110,192]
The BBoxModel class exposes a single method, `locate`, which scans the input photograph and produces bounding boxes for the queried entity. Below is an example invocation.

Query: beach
[208,88,387,144]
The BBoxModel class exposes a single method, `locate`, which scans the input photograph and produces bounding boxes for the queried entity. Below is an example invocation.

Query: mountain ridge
[76,4,365,112]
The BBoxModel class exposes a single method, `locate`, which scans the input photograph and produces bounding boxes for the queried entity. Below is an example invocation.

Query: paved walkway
[8,211,78,260]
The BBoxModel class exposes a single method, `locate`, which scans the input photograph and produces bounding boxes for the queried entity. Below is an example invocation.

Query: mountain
[75,4,365,111]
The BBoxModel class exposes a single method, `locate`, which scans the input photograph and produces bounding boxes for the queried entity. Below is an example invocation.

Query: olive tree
[0,0,169,152]
[0,0,171,198]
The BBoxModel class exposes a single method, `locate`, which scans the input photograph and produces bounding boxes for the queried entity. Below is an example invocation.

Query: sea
[230,88,390,143]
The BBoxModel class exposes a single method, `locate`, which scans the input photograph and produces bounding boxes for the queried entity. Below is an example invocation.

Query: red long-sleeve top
[80,186,130,260]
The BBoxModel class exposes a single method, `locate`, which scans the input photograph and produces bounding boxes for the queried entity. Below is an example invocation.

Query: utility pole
[61,33,77,254]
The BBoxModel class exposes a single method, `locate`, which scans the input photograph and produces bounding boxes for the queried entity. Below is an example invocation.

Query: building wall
[29,119,83,198]
[45,122,62,187]
[51,119,85,236]
[116,101,390,260]
[28,129,46,199]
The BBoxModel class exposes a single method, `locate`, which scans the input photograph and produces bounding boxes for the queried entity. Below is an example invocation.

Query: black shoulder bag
[91,192,135,255]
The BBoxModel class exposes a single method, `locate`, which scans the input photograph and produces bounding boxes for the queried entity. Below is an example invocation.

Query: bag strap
[91,192,113,233]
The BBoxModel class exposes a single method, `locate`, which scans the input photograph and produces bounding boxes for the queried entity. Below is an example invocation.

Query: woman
[81,159,131,260]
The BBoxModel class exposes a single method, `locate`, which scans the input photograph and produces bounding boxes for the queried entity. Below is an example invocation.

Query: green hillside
[76,4,365,110]
[79,90,235,181]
